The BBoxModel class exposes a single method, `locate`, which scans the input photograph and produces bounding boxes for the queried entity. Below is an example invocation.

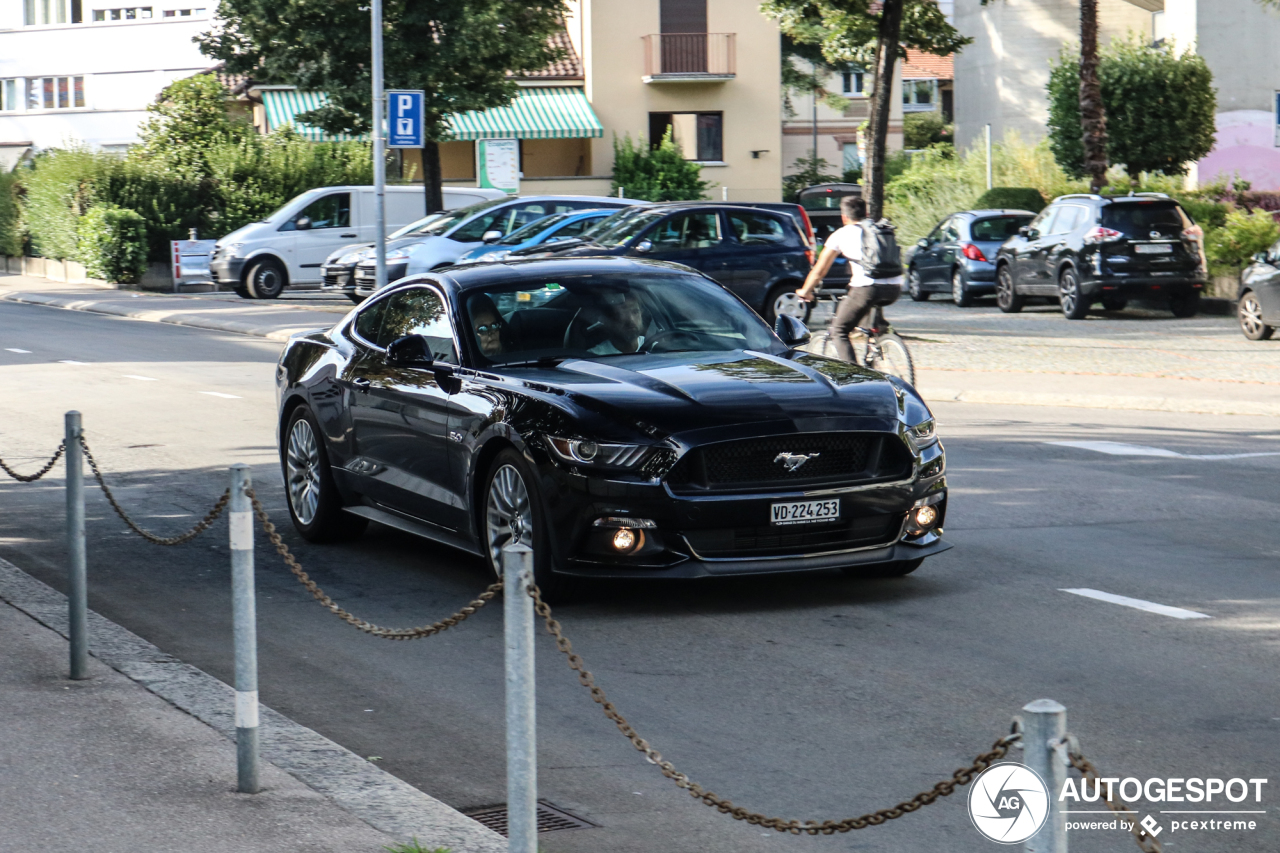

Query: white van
[209,185,506,298]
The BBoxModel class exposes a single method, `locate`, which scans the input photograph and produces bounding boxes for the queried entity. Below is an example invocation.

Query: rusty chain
[527,582,1021,835]
[0,440,67,482]
[78,437,230,546]
[246,489,503,639]
[1065,735,1163,853]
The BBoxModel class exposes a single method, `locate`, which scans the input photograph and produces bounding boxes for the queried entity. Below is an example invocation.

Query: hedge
[0,171,22,256]
[76,205,149,283]
[973,187,1047,213]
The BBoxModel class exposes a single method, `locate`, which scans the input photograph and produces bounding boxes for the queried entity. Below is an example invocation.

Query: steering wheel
[642,329,707,353]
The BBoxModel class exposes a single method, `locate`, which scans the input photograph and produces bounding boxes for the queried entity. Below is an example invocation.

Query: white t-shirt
[824,222,905,288]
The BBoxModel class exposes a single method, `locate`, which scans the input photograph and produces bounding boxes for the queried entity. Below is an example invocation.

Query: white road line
[1060,588,1211,620]
[123,374,159,381]
[5,348,31,353]
[58,359,89,365]
[199,391,242,399]
[1049,440,1280,461]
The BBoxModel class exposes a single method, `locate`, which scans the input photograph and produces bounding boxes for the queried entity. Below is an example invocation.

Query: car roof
[960,209,1037,217]
[426,256,701,294]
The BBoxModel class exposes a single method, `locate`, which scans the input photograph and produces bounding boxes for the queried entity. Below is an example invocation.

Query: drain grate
[464,800,597,836]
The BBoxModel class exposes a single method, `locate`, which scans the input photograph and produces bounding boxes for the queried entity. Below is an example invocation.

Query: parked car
[321,212,448,303]
[905,209,1035,306]
[274,257,950,595]
[800,183,863,295]
[993,193,1207,319]
[211,185,505,299]
[542,203,814,324]
[1238,239,1280,340]
[452,209,616,266]
[350,195,638,297]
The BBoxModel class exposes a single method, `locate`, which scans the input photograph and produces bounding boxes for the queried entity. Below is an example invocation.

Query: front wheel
[865,333,915,385]
[246,258,286,299]
[907,268,930,301]
[996,266,1023,313]
[1239,291,1275,340]
[281,405,367,542]
[1169,291,1200,318]
[484,448,564,600]
[951,269,974,307]
[1058,268,1089,320]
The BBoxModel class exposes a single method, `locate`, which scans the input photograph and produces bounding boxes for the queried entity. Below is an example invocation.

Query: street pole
[1022,699,1067,853]
[503,542,537,853]
[985,123,993,190]
[811,60,819,171]
[371,0,387,292]
[230,464,260,794]
[65,410,88,681]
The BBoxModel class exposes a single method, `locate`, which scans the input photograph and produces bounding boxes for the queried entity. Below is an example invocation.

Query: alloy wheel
[486,463,534,572]
[952,270,969,306]
[286,417,322,525]
[1240,293,1271,340]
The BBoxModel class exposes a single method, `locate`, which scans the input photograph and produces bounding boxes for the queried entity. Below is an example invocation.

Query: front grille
[666,432,911,493]
[323,271,350,288]
[683,512,903,558]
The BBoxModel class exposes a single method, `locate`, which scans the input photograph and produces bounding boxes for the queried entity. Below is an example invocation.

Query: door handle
[352,377,372,392]
[340,233,357,238]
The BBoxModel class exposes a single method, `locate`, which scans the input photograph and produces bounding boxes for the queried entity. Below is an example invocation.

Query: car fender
[238,250,290,284]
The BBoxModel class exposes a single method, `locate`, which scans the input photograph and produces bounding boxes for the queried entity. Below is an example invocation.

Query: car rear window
[727,210,801,247]
[969,216,1032,242]
[1101,202,1187,239]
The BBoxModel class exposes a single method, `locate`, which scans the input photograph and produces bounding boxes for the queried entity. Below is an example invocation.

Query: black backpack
[858,219,903,279]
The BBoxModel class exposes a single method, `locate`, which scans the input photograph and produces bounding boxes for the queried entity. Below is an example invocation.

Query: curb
[0,557,506,853]
[923,387,1280,417]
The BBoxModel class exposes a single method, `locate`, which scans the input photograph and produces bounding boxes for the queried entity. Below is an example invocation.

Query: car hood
[502,349,908,441]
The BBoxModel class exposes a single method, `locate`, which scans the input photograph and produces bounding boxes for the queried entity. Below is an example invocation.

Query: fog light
[914,505,938,527]
[612,528,640,552]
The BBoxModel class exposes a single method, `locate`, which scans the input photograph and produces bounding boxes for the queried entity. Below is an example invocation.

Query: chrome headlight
[337,248,373,265]
[221,242,245,259]
[386,247,412,262]
[546,437,650,469]
[905,418,938,451]
[483,250,511,262]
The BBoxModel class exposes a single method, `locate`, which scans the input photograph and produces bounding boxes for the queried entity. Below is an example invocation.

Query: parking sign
[386,90,424,148]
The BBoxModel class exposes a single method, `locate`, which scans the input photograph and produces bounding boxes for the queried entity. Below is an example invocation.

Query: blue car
[905,209,1036,306]
[452,209,617,265]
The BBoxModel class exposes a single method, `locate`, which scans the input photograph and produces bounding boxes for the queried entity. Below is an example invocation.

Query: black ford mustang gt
[275,257,949,593]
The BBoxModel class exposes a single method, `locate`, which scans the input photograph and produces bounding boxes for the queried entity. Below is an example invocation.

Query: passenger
[589,291,646,355]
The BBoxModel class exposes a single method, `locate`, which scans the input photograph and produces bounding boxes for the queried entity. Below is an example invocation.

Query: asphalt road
[2,299,1278,852]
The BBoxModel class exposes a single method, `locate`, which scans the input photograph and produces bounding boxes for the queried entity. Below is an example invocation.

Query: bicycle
[815,300,916,386]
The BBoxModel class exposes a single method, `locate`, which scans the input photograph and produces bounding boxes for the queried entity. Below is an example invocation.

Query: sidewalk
[0,558,507,853]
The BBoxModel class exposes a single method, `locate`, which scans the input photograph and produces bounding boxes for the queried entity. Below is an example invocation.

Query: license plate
[771,499,840,525]
[1135,244,1173,254]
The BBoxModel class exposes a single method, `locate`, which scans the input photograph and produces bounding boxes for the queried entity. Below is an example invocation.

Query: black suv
[993,193,1207,319]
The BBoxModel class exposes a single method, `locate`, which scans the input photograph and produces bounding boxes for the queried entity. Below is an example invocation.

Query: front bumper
[353,262,409,292]
[209,256,245,285]
[321,263,357,293]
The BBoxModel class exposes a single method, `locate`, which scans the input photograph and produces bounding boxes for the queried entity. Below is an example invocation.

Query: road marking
[1061,588,1211,620]
[58,359,89,365]
[5,348,31,353]
[1049,440,1280,461]
[122,374,158,381]
[199,391,242,399]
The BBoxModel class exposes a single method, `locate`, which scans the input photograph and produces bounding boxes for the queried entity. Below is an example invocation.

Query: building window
[1275,92,1280,148]
[842,142,862,174]
[91,6,152,19]
[25,0,83,24]
[0,80,19,112]
[841,70,865,96]
[27,76,86,110]
[649,112,723,161]
[161,7,205,15]
[903,79,937,111]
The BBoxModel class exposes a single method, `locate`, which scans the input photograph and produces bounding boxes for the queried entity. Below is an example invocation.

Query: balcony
[642,33,736,83]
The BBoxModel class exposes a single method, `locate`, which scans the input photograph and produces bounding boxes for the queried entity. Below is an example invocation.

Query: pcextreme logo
[968,762,1050,844]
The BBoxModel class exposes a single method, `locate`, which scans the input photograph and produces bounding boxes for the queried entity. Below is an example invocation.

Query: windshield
[498,212,575,245]
[971,215,1034,241]
[401,199,509,239]
[588,209,665,247]
[461,273,781,365]
[1101,202,1188,239]
[389,213,443,239]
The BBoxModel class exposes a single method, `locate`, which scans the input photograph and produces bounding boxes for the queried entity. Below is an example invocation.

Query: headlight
[386,248,412,262]
[221,242,245,258]
[546,437,650,469]
[905,418,937,450]
[336,248,373,265]
[484,250,511,262]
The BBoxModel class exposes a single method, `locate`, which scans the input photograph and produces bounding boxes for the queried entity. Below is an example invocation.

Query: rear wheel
[996,265,1023,313]
[951,269,974,307]
[484,448,564,600]
[1238,291,1274,340]
[907,268,930,301]
[246,258,286,299]
[764,282,811,325]
[281,405,367,542]
[1169,291,1200,318]
[865,333,915,385]
[1058,268,1090,320]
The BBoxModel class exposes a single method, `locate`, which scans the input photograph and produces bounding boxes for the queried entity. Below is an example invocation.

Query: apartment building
[954,0,1280,189]
[0,0,212,168]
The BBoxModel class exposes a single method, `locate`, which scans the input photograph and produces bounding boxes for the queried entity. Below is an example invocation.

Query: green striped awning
[446,87,603,141]
[260,89,366,142]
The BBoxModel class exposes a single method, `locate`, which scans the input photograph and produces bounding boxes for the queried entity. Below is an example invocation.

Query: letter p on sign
[396,94,413,117]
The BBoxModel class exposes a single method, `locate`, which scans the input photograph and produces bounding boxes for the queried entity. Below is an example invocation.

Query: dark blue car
[906,209,1036,306]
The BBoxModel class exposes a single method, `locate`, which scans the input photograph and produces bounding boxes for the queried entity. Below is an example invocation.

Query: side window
[647,211,723,250]
[353,295,389,345]
[375,288,458,363]
[1050,205,1086,235]
[451,203,550,242]
[925,221,946,244]
[286,193,351,231]
[554,217,597,239]
[1032,207,1060,236]
[727,211,792,246]
[941,220,962,243]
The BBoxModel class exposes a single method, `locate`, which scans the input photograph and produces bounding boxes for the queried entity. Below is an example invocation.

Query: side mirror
[386,334,434,367]
[774,314,811,347]
[1254,251,1269,264]
[295,215,313,231]
[634,239,654,253]
[1017,226,1030,237]
[482,230,503,244]
[917,238,929,249]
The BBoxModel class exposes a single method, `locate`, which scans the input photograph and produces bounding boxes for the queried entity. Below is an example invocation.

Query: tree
[1047,38,1215,185]
[762,0,969,220]
[1078,0,1107,192]
[610,132,711,202]
[134,74,251,176]
[782,154,841,202]
[199,0,567,212]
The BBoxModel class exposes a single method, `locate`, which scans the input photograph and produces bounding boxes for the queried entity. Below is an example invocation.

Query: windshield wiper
[495,355,567,369]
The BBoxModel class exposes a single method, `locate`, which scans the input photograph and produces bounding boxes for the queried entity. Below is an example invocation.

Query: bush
[782,155,841,203]
[973,187,1047,213]
[1204,208,1280,270]
[903,112,953,150]
[22,147,100,260]
[610,131,711,202]
[0,170,22,256]
[76,206,149,283]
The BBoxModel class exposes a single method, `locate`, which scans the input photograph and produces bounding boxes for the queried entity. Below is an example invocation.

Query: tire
[1169,291,1200,318]
[281,405,368,542]
[951,269,974,307]
[245,258,287,299]
[346,293,367,305]
[842,557,925,578]
[995,265,1023,313]
[233,285,252,299]
[1239,290,1275,340]
[1058,267,1090,320]
[763,283,811,326]
[1100,295,1127,312]
[866,333,915,385]
[907,267,930,301]
[483,448,565,600]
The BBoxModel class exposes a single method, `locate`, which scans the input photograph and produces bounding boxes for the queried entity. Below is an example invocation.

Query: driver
[589,291,646,355]
[468,296,505,357]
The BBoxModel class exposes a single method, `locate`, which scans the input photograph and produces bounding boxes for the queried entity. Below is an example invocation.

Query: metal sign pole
[371,0,387,292]
[230,464,260,794]
[65,411,88,680]
[985,123,993,190]
[503,542,537,853]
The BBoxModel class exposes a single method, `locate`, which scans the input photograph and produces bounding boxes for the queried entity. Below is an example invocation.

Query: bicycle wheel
[866,333,915,385]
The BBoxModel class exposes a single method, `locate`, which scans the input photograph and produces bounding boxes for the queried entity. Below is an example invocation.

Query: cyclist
[795,196,903,363]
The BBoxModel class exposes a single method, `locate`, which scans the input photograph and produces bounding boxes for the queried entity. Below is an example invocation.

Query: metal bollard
[229,464,260,794]
[503,541,537,853]
[65,411,88,680]
[1023,699,1068,853]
